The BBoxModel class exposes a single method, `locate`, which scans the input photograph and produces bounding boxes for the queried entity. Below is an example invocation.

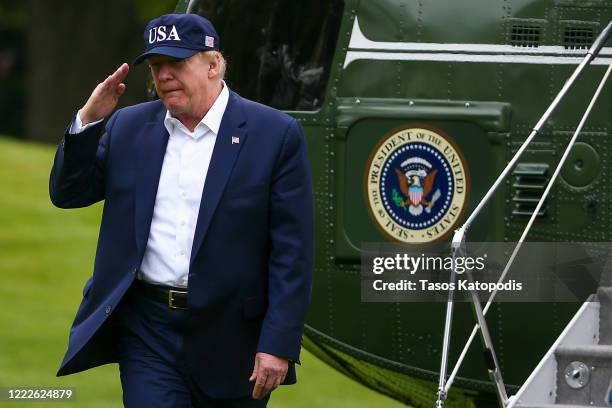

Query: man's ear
[207,54,220,79]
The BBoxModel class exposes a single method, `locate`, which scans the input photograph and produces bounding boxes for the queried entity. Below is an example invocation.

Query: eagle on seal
[395,168,438,209]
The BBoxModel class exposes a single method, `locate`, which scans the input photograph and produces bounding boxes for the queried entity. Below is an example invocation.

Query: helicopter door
[332,99,511,259]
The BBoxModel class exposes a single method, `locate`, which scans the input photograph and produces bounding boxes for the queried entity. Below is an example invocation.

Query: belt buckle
[168,289,187,310]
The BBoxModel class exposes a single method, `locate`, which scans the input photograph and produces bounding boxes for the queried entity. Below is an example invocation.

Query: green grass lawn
[0,136,405,407]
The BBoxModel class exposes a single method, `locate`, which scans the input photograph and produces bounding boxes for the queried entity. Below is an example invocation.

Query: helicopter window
[190,0,344,111]
[510,25,541,48]
[563,27,594,50]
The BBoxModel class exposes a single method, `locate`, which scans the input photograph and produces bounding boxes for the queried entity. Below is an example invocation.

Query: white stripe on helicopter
[344,17,612,68]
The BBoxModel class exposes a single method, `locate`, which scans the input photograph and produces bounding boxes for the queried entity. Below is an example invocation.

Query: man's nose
[157,64,174,80]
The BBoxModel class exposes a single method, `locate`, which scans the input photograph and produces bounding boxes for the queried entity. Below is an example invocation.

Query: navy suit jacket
[49,91,314,398]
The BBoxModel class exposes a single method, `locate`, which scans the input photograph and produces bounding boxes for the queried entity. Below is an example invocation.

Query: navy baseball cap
[133,13,219,65]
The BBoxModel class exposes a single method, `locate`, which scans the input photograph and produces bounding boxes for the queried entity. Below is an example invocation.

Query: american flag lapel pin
[232,136,240,145]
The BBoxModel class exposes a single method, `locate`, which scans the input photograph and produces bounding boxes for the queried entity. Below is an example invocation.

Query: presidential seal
[365,126,469,243]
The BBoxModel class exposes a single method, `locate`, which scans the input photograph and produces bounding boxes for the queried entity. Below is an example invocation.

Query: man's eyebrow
[148,58,183,65]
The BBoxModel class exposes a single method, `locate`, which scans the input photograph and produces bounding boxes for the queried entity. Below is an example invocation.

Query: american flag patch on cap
[205,36,215,47]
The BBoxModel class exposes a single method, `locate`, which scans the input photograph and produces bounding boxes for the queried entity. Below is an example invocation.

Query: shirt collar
[163,80,230,138]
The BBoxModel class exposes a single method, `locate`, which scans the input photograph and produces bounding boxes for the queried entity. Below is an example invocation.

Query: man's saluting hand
[80,63,129,125]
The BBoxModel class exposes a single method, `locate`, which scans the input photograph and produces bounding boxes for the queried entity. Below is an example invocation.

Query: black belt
[133,279,188,310]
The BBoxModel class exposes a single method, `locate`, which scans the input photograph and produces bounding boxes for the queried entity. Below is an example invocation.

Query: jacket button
[105,305,112,315]
[132,268,138,275]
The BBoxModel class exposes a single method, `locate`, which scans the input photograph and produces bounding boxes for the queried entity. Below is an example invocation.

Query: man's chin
[163,102,187,117]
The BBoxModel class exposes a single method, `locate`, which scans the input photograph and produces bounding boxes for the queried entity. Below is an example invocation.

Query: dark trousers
[116,283,269,408]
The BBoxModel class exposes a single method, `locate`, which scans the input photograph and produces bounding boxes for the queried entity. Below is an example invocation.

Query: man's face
[148,53,212,119]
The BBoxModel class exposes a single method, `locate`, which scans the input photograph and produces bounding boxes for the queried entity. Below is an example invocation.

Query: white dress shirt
[71,81,230,288]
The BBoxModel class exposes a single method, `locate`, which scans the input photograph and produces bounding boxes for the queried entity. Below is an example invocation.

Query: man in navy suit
[49,13,313,407]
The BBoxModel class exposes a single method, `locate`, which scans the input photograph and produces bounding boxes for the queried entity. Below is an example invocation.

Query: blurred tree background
[0,0,26,137]
[0,0,175,142]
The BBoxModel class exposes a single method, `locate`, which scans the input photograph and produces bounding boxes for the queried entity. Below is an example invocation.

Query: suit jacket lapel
[190,92,247,265]
[135,104,169,259]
